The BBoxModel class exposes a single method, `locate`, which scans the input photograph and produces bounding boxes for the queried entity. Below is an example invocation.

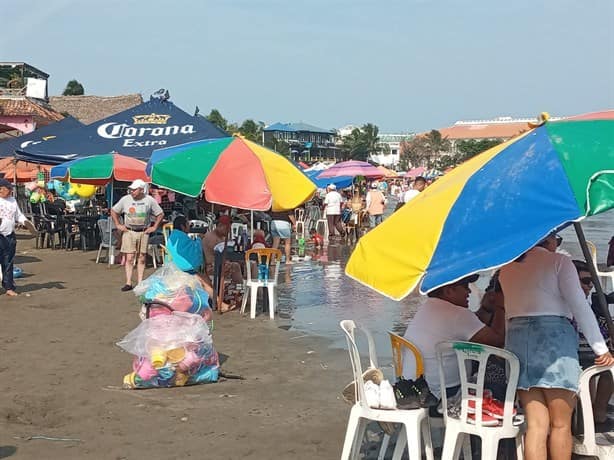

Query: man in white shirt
[0,178,27,296]
[403,274,505,399]
[403,176,427,204]
[111,179,164,291]
[322,184,345,238]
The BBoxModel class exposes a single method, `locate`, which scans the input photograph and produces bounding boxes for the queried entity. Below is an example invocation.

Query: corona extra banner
[16,98,228,164]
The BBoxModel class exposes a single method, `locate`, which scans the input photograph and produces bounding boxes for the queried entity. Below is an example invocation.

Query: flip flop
[121,284,133,292]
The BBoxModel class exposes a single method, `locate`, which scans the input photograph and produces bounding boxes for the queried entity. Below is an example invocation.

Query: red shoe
[467,412,500,426]
[468,392,516,420]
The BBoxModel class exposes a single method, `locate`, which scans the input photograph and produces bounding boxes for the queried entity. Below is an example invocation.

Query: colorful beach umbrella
[147,137,316,211]
[50,153,149,185]
[404,166,426,178]
[317,160,383,179]
[346,111,614,300]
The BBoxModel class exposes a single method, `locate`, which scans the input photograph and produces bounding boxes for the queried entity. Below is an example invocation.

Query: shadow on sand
[0,446,17,458]
[17,281,66,293]
[14,255,41,265]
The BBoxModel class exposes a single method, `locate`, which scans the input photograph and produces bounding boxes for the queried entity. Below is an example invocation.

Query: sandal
[121,284,133,292]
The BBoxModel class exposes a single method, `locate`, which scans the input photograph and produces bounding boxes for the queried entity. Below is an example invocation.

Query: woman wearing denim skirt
[499,233,614,460]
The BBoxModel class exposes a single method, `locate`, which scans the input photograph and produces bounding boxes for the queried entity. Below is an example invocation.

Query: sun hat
[128,179,147,190]
[0,178,14,189]
[328,184,337,190]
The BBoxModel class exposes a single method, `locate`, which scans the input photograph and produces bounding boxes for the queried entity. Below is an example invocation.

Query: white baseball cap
[128,179,148,190]
[328,183,337,190]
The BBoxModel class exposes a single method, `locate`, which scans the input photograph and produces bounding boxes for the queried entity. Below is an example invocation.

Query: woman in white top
[499,232,614,460]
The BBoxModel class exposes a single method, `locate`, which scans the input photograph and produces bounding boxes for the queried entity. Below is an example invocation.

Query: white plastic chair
[339,320,434,460]
[240,248,282,319]
[231,223,247,240]
[95,219,116,265]
[573,364,614,459]
[436,341,524,460]
[586,241,614,291]
[294,209,306,241]
[315,218,329,242]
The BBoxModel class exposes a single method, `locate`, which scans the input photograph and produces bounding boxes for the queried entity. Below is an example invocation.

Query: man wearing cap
[323,184,345,238]
[402,275,505,400]
[0,178,27,296]
[111,179,164,291]
[366,182,387,228]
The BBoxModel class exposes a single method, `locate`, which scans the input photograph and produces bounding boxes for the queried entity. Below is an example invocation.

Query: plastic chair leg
[96,244,103,263]
[351,418,368,459]
[421,418,435,460]
[240,288,249,315]
[340,411,361,460]
[404,421,423,460]
[267,284,275,319]
[441,430,463,460]
[391,424,407,460]
[250,285,258,319]
[515,434,524,460]
[480,435,501,460]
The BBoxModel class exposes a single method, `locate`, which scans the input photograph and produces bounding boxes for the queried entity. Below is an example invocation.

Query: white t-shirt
[402,297,485,397]
[499,246,608,356]
[0,196,27,236]
[112,194,163,228]
[403,189,420,203]
[323,191,343,215]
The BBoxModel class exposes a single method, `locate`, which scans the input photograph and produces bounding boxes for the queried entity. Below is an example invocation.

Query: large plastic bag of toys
[133,262,211,318]
[117,312,219,389]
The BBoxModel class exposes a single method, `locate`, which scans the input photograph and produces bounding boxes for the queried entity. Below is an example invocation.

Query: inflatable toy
[13,267,23,278]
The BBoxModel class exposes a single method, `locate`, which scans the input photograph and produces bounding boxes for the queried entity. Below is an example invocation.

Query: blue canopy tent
[307,170,353,189]
[0,116,83,158]
[16,98,228,164]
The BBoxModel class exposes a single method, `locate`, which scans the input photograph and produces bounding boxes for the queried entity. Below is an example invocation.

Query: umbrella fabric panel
[50,153,150,185]
[422,127,582,293]
[307,170,353,189]
[149,138,234,196]
[61,154,114,181]
[204,139,272,211]
[247,140,315,211]
[546,120,614,216]
[345,136,512,300]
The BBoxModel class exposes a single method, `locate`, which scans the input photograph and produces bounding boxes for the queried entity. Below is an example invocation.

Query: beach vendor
[111,179,164,292]
[402,275,505,406]
[0,178,27,297]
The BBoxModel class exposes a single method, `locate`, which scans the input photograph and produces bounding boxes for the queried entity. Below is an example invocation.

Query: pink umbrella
[404,166,426,178]
[318,160,383,178]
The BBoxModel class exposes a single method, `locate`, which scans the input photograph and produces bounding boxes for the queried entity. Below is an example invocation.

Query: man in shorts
[111,179,164,291]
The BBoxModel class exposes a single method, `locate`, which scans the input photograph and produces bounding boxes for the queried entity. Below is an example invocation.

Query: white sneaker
[364,380,380,408]
[378,380,397,410]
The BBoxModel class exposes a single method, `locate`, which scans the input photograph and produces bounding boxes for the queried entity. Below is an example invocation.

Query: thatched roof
[49,94,143,124]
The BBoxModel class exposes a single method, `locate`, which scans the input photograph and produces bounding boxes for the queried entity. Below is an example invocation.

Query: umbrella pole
[109,181,115,265]
[250,210,254,241]
[574,222,614,343]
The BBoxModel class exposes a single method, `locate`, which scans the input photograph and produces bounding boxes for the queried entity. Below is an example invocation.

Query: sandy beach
[0,233,354,460]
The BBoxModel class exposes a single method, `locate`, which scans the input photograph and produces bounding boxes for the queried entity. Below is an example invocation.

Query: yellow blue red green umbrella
[346,111,614,300]
[147,137,316,211]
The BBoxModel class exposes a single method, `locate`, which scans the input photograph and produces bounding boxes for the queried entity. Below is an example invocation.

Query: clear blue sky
[2,0,613,132]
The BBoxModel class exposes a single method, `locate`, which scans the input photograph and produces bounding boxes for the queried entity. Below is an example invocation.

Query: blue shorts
[506,315,581,392]
[270,220,291,239]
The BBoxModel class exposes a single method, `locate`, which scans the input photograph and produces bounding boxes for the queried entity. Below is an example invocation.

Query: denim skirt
[506,315,581,392]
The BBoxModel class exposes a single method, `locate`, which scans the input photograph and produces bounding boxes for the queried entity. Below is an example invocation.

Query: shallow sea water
[276,208,613,367]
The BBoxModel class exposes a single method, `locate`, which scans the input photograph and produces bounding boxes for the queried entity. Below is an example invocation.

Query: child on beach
[309,228,324,248]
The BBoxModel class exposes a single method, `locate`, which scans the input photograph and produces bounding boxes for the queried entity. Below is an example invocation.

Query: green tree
[339,123,385,161]
[205,109,228,131]
[62,79,84,95]
[264,137,291,156]
[455,138,503,163]
[238,119,264,143]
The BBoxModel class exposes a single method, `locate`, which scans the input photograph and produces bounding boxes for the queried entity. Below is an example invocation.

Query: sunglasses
[580,277,593,286]
[555,235,563,247]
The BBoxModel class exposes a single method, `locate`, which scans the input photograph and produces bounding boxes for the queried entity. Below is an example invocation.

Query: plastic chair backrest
[97,218,114,246]
[162,223,173,247]
[295,208,305,222]
[244,248,282,283]
[340,320,380,409]
[436,341,519,429]
[189,219,208,229]
[575,364,614,453]
[231,223,244,239]
[389,331,424,379]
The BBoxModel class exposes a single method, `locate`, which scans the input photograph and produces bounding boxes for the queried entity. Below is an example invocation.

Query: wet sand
[0,233,354,459]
